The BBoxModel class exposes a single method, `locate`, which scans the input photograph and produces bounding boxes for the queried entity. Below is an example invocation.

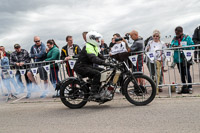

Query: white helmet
[86,31,103,46]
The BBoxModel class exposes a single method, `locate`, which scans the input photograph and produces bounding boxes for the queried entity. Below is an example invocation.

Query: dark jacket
[30,42,46,62]
[10,49,31,65]
[60,44,81,60]
[10,49,31,69]
[74,43,105,69]
[130,38,144,66]
[192,26,200,44]
[100,43,109,55]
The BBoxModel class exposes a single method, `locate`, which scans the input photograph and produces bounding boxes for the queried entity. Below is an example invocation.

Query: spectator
[82,31,88,43]
[109,38,115,50]
[192,25,200,62]
[45,40,60,90]
[10,44,33,98]
[30,36,48,98]
[60,36,81,77]
[0,46,8,95]
[0,49,21,96]
[171,26,194,94]
[100,39,109,55]
[110,33,130,62]
[0,46,10,61]
[145,30,166,94]
[129,30,144,72]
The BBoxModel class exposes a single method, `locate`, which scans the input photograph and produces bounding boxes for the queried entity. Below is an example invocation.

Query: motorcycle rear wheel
[60,80,89,109]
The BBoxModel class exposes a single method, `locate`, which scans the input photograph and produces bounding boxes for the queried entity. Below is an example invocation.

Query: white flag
[19,69,26,75]
[164,50,174,61]
[183,50,194,61]
[43,65,50,74]
[31,68,38,76]
[68,60,76,69]
[146,52,155,61]
[8,70,14,78]
[129,55,138,66]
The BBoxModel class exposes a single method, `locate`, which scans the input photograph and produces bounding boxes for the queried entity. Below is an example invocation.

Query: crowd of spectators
[0,25,200,99]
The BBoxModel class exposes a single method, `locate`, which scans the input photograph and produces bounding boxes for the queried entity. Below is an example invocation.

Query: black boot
[178,85,189,94]
[90,85,101,99]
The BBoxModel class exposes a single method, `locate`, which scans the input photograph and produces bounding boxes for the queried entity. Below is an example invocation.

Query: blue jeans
[1,77,20,93]
[15,71,32,93]
[50,68,60,88]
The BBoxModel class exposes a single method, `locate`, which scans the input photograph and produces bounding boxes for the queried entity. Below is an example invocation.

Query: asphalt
[0,94,200,133]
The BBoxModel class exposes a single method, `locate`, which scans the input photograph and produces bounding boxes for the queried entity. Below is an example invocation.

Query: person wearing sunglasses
[145,30,166,95]
[30,36,48,97]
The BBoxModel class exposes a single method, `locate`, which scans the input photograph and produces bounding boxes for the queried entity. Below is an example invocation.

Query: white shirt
[67,45,74,57]
[146,40,166,62]
[110,42,128,55]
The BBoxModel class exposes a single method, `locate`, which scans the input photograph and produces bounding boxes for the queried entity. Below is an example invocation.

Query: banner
[129,55,138,66]
[164,50,174,61]
[19,69,26,75]
[146,52,155,61]
[183,50,194,61]
[43,65,50,74]
[68,60,76,69]
[31,68,38,76]
[8,70,14,78]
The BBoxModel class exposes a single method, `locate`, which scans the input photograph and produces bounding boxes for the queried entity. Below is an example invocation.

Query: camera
[115,37,123,42]
[124,33,129,40]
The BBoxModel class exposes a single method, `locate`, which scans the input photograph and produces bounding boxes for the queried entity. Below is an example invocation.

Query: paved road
[0,96,200,133]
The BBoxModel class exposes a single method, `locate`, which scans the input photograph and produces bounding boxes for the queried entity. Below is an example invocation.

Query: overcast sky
[0,0,200,51]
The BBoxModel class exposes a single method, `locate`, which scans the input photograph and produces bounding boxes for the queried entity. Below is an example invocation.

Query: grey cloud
[0,0,200,51]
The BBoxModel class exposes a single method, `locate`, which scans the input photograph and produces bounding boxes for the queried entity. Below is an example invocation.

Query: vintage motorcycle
[59,58,156,109]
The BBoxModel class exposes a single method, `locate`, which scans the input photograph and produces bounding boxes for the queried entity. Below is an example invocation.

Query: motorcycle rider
[74,31,111,98]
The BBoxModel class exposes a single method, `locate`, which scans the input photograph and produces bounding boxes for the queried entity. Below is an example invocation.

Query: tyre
[60,80,89,109]
[124,74,156,106]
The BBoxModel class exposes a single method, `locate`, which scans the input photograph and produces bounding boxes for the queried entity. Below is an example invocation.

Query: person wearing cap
[145,30,167,95]
[10,44,34,98]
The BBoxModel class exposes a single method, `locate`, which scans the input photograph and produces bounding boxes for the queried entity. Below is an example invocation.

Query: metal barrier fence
[128,44,200,97]
[1,44,200,100]
[0,60,74,101]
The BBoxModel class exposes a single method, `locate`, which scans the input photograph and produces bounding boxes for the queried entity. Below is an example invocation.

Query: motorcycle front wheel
[124,74,156,106]
[60,80,89,109]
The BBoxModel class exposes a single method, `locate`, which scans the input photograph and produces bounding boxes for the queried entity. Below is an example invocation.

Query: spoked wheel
[124,74,156,106]
[60,80,89,109]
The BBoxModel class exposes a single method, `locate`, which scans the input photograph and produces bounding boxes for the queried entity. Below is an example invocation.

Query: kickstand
[6,93,18,102]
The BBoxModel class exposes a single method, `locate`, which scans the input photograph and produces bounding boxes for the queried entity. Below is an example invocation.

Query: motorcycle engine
[100,86,114,100]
